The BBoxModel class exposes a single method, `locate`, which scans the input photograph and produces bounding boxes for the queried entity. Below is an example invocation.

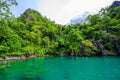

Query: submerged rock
[19,76,41,80]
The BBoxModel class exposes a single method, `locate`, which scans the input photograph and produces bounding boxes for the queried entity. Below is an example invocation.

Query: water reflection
[0,57,45,80]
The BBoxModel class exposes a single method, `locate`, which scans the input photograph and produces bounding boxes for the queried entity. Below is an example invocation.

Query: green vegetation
[0,0,120,58]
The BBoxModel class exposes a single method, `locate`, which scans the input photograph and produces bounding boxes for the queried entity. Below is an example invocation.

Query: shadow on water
[19,76,41,80]
[63,71,71,80]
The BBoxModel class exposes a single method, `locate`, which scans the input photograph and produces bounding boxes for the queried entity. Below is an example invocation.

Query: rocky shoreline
[0,56,34,61]
[0,54,51,61]
[0,53,118,61]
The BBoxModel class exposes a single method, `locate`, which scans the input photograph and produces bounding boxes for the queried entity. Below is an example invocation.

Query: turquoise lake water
[0,56,120,80]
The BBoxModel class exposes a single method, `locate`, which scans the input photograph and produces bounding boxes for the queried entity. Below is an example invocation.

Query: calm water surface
[0,56,120,80]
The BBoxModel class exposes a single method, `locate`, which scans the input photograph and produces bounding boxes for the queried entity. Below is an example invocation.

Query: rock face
[114,41,120,55]
[102,26,112,33]
[110,1,120,8]
[94,42,108,56]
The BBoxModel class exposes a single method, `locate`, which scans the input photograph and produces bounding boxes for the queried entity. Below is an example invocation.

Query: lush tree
[0,0,17,18]
[0,1,120,57]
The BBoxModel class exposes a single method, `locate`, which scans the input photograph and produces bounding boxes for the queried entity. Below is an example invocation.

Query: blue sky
[11,0,41,17]
[11,0,116,25]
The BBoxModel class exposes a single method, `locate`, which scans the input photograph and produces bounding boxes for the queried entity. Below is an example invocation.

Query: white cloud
[39,0,115,25]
